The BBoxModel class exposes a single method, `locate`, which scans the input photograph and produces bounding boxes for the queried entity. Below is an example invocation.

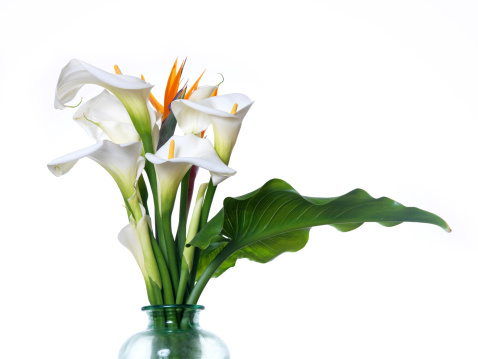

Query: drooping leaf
[190,179,450,279]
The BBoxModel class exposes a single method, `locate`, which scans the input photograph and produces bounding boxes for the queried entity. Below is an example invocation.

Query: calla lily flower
[171,93,254,164]
[47,141,144,200]
[55,59,154,139]
[188,85,217,101]
[118,211,162,302]
[145,134,236,213]
[118,217,149,281]
[73,90,141,144]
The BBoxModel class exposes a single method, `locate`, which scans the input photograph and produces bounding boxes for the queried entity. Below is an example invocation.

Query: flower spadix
[145,134,236,213]
[47,141,144,200]
[171,93,254,164]
[55,59,154,139]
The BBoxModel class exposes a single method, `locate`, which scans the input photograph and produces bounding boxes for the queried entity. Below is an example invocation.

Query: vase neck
[143,305,204,330]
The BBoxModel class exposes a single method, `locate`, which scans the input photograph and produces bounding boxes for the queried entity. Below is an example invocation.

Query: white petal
[146,101,158,131]
[172,93,254,163]
[118,221,148,277]
[170,86,218,134]
[210,115,243,165]
[175,93,253,120]
[73,90,140,144]
[145,134,236,210]
[188,85,217,101]
[154,161,192,197]
[171,99,213,135]
[136,214,162,288]
[55,59,152,109]
[55,59,154,136]
[47,141,144,198]
[147,134,236,177]
[152,119,161,152]
[205,94,254,164]
[118,215,161,289]
[135,156,146,184]
[211,172,231,186]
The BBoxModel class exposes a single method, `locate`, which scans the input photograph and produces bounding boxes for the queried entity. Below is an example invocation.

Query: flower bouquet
[48,58,450,359]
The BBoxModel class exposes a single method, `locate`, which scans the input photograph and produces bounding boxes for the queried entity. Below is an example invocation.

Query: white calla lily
[188,85,217,101]
[171,93,254,164]
[118,218,149,281]
[47,141,144,200]
[134,213,161,288]
[118,211,162,302]
[73,90,141,144]
[145,134,236,213]
[55,59,154,139]
[167,86,218,134]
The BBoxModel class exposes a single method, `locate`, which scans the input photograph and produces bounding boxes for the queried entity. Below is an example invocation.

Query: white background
[0,0,477,358]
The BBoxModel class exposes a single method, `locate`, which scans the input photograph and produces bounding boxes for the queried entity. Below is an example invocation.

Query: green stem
[187,247,201,292]
[162,210,180,294]
[188,179,217,291]
[186,242,236,304]
[147,278,164,306]
[199,179,217,230]
[149,228,175,305]
[157,219,168,266]
[137,175,150,216]
[142,138,163,253]
[176,259,190,305]
[176,170,190,262]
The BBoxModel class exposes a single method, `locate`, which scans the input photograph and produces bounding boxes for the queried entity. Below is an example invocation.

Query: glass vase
[119,305,230,359]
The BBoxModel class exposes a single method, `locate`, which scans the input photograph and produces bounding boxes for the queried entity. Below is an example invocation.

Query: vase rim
[141,304,205,311]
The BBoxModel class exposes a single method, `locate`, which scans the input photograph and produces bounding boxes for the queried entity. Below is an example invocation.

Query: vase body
[119,305,230,359]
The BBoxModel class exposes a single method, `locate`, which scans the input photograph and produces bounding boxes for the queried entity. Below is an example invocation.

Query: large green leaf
[190,179,450,279]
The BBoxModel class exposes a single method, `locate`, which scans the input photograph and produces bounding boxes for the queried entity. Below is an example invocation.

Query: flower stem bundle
[48,58,450,328]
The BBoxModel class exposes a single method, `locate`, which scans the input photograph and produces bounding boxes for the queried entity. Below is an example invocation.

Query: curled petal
[73,90,140,144]
[188,85,218,101]
[55,59,152,109]
[118,220,148,279]
[145,134,236,211]
[55,59,154,137]
[172,93,254,164]
[136,213,162,288]
[171,99,216,135]
[118,213,162,289]
[47,141,144,199]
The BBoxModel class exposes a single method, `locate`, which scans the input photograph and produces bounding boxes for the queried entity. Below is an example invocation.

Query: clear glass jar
[119,305,230,359]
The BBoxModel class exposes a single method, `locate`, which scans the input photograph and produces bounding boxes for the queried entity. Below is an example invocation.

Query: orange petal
[150,95,164,114]
[185,69,205,99]
[211,88,218,97]
[114,65,122,75]
[164,58,178,105]
[168,59,185,101]
[166,58,185,103]
[164,59,185,121]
